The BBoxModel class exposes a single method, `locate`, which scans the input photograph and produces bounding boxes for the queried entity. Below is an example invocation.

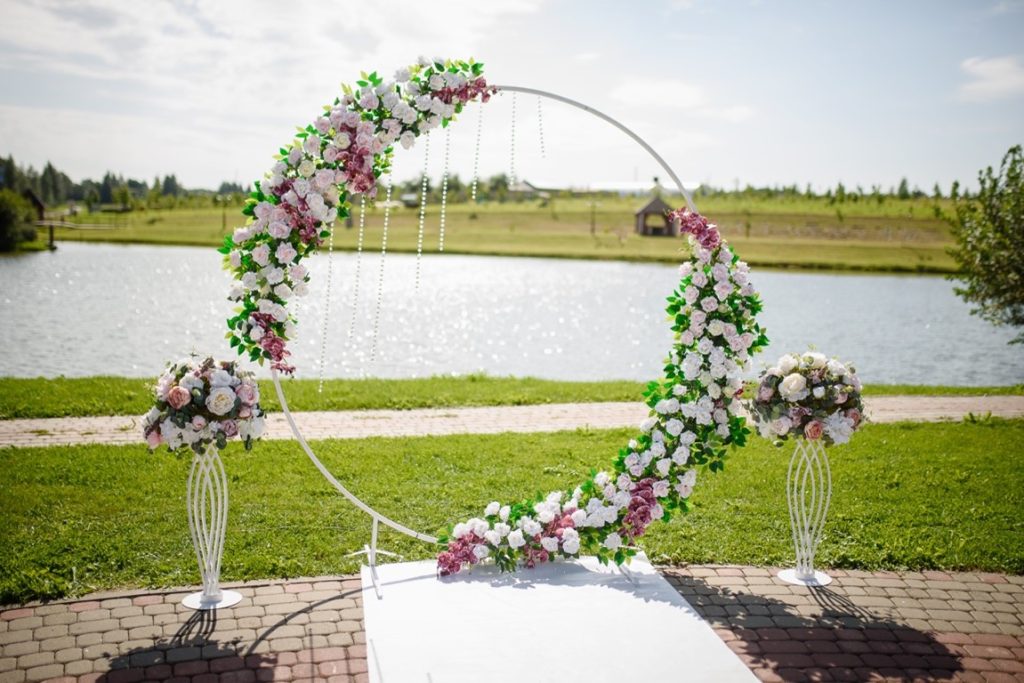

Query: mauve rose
[235,383,257,405]
[191,415,207,430]
[757,384,774,402]
[145,430,163,449]
[238,406,252,419]
[847,408,862,427]
[804,420,824,440]
[221,420,239,437]
[835,393,848,404]
[167,386,191,410]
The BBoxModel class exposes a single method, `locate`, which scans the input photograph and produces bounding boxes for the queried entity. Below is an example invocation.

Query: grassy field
[0,376,1020,419]
[1,420,1020,603]
[40,195,957,273]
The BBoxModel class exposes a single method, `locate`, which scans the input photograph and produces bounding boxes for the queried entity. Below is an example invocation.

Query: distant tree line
[0,155,248,210]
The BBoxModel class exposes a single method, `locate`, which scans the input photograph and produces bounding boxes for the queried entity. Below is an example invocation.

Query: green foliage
[947,145,1024,343]
[1,421,1021,603]
[0,188,35,252]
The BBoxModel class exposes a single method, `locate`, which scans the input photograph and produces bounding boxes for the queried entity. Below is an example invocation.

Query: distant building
[634,195,676,236]
[22,188,45,221]
[399,193,420,208]
[508,180,550,200]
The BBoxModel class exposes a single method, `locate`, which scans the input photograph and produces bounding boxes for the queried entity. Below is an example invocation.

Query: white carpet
[361,554,757,683]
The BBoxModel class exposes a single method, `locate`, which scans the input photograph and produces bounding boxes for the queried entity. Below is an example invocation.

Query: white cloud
[611,79,707,110]
[719,105,755,122]
[958,55,1024,101]
[573,52,600,63]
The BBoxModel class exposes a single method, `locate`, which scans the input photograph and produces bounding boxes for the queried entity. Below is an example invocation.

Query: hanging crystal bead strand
[369,176,393,363]
[346,195,367,341]
[509,91,517,188]
[317,218,337,393]
[537,95,546,159]
[470,105,483,203]
[438,126,451,252]
[415,134,431,290]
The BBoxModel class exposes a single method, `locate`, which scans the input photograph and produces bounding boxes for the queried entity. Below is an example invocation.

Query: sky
[1,0,1023,193]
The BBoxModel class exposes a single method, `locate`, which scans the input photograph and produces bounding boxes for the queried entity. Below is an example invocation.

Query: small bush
[0,189,34,252]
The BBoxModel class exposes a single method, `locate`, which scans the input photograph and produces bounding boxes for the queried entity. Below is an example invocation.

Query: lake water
[1,242,1020,385]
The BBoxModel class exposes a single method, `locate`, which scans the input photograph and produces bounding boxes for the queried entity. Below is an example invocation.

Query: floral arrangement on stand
[437,210,769,576]
[220,58,495,373]
[142,357,265,454]
[142,357,265,610]
[747,352,864,445]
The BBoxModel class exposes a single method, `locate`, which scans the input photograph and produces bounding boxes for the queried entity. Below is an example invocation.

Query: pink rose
[238,406,252,419]
[167,386,191,410]
[235,383,257,406]
[847,408,862,427]
[804,420,824,440]
[221,420,239,437]
[191,415,207,430]
[835,393,848,404]
[757,384,774,402]
[145,429,163,449]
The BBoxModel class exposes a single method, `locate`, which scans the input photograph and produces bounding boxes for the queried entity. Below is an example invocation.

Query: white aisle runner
[361,554,757,683]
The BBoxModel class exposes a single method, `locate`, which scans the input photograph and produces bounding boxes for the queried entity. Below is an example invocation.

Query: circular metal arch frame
[271,83,697,546]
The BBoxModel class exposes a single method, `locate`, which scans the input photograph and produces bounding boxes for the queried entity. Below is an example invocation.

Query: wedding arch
[220,58,767,585]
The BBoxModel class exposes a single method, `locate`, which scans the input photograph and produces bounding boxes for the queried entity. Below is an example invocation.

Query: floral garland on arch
[437,211,769,576]
[220,58,495,373]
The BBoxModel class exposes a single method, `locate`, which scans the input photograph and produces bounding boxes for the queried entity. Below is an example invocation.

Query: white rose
[499,505,510,521]
[603,532,622,551]
[778,354,798,374]
[540,536,559,553]
[205,387,237,416]
[507,529,526,549]
[803,352,827,369]
[779,373,808,401]
[562,536,580,555]
[485,501,501,517]
[472,544,490,560]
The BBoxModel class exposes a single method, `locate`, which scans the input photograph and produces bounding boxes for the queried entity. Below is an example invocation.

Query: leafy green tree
[897,177,910,200]
[947,145,1024,343]
[0,189,34,251]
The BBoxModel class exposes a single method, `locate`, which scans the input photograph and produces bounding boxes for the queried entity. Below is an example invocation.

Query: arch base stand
[777,568,832,587]
[182,590,243,610]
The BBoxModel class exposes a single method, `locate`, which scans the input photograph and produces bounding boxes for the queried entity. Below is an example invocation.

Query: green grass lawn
[38,196,957,273]
[0,376,1020,419]
[1,420,1021,604]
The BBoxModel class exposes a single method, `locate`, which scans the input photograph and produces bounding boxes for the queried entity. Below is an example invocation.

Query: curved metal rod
[492,84,698,213]
[271,369,438,544]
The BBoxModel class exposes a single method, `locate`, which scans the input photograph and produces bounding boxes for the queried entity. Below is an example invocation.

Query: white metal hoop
[271,84,698,565]
[492,85,699,212]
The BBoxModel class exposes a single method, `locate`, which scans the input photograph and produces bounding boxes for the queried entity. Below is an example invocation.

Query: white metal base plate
[777,568,833,587]
[362,554,757,683]
[182,589,243,610]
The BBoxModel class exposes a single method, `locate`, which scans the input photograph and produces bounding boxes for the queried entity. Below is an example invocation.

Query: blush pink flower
[167,386,192,410]
[804,420,824,440]
[145,429,163,449]
[235,383,257,406]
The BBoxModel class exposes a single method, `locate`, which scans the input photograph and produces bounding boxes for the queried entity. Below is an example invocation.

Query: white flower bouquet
[142,357,266,454]
[747,352,864,445]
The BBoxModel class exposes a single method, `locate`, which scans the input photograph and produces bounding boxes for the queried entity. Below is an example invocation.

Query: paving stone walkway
[2,565,1022,683]
[1,396,1022,449]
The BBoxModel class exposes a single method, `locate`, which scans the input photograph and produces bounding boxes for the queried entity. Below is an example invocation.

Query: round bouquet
[142,357,265,454]
[748,352,863,445]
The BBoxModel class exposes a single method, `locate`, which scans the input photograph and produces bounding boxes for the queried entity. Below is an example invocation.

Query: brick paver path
[2,565,1022,683]
[2,395,1022,448]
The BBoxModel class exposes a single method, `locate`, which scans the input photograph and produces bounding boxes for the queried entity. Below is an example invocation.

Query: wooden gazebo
[634,196,676,236]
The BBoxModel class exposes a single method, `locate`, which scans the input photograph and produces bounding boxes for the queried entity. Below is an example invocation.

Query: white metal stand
[778,438,833,587]
[183,447,242,609]
[345,517,403,600]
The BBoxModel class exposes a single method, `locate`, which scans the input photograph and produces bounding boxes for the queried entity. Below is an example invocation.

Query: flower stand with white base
[182,447,242,610]
[778,437,833,587]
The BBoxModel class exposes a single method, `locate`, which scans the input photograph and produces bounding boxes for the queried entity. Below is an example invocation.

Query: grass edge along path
[1,419,1021,604]
[0,375,1022,419]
